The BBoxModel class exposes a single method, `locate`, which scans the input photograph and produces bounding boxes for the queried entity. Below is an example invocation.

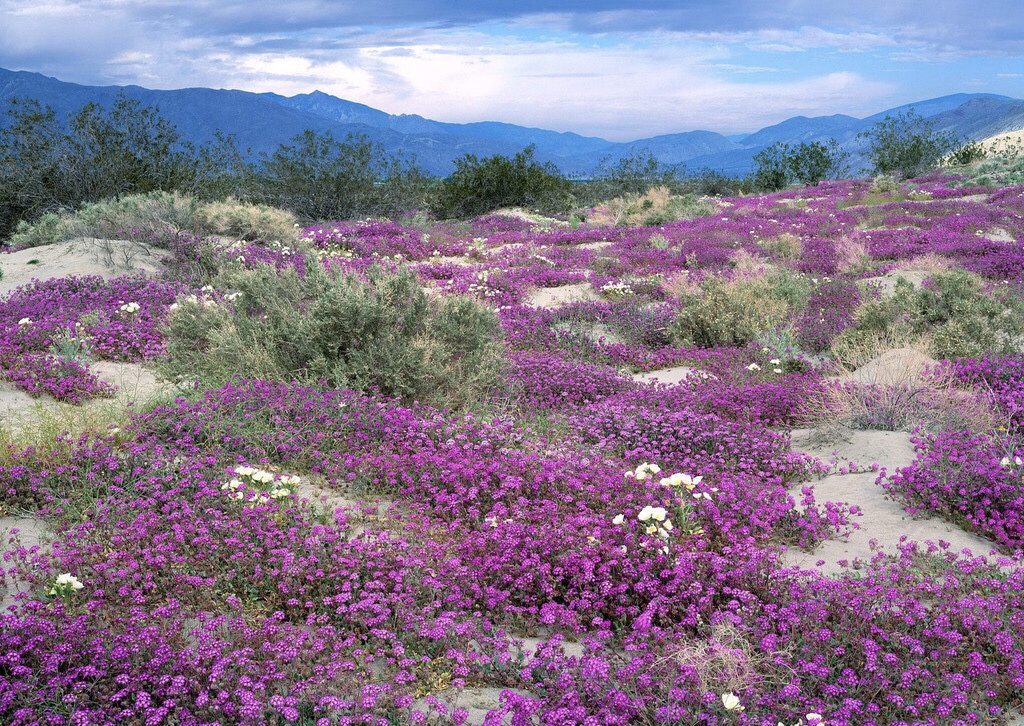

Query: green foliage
[159,262,505,409]
[945,140,986,167]
[431,145,575,219]
[834,271,1024,361]
[751,140,849,191]
[0,94,244,240]
[751,143,791,192]
[252,130,430,222]
[7,191,299,249]
[859,111,959,179]
[668,271,808,348]
[787,140,849,186]
[581,150,687,203]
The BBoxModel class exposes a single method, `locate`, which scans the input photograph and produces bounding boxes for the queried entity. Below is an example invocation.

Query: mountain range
[2,67,1023,177]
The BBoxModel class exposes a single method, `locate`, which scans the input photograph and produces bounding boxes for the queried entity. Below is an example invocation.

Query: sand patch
[0,238,171,298]
[525,283,598,308]
[978,227,1015,242]
[632,365,697,385]
[859,269,931,297]
[0,515,52,612]
[835,347,938,388]
[784,429,1004,575]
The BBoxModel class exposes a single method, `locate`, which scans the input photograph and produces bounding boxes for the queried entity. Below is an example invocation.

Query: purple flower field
[2,177,1024,725]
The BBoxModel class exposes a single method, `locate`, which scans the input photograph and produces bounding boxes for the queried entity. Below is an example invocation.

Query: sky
[1,0,1022,141]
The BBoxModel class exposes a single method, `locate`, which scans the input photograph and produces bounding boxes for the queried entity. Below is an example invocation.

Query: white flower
[746,363,761,371]
[649,507,668,522]
[721,692,743,711]
[638,506,654,522]
[269,487,291,499]
[769,358,781,365]
[17,317,32,325]
[119,301,141,314]
[612,514,625,525]
[806,714,825,725]
[54,573,84,590]
[1001,456,1010,467]
[662,519,673,531]
[773,368,783,374]
[633,463,661,481]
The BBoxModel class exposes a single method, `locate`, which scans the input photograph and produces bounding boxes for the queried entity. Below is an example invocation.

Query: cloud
[0,0,1019,140]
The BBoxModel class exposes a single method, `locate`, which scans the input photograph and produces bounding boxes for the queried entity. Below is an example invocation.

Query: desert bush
[0,94,222,240]
[750,140,848,191]
[430,145,575,219]
[252,130,431,222]
[159,260,504,408]
[7,191,202,249]
[8,192,301,251]
[668,270,809,348]
[859,111,959,179]
[833,270,1024,363]
[193,198,298,243]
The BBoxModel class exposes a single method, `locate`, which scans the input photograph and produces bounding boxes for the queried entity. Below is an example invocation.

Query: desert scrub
[587,186,715,227]
[7,191,203,248]
[192,197,299,243]
[831,270,1024,363]
[159,259,505,409]
[668,270,810,348]
[7,192,300,249]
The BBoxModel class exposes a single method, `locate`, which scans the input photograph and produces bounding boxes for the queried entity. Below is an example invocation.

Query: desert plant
[7,190,202,249]
[252,130,430,222]
[832,270,1024,363]
[193,198,299,243]
[431,145,575,219]
[859,111,959,179]
[668,270,808,348]
[159,260,505,409]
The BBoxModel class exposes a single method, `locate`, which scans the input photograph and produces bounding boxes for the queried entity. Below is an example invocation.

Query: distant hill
[2,67,1022,177]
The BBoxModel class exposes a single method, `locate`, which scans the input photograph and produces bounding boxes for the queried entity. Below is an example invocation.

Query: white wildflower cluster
[1000,455,1023,468]
[118,301,141,314]
[746,363,761,371]
[49,572,85,597]
[601,280,634,297]
[467,269,501,299]
[17,317,32,326]
[221,465,301,506]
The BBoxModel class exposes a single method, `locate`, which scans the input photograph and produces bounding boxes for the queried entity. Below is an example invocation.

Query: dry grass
[755,232,803,261]
[798,351,1000,436]
[650,622,793,696]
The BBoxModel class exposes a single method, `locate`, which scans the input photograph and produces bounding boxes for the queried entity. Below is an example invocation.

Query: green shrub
[193,198,298,243]
[159,261,505,409]
[833,271,1024,362]
[8,192,301,249]
[8,191,202,248]
[431,145,575,219]
[859,111,959,179]
[668,271,807,348]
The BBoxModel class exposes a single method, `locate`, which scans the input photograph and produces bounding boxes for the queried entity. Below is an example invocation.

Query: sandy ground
[783,429,1004,575]
[524,282,599,308]
[980,129,1024,154]
[0,515,52,612]
[835,347,937,387]
[0,238,171,298]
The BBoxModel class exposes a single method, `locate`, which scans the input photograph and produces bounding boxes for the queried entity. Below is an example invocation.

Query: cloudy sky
[1,0,1022,140]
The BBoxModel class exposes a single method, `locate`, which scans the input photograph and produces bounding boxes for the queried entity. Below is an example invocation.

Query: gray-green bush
[159,261,505,409]
[833,270,1024,362]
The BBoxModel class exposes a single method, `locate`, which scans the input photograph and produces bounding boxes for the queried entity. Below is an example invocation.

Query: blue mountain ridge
[2,68,1022,177]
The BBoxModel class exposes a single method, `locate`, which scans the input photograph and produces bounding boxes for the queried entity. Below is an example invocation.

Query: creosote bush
[159,260,505,408]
